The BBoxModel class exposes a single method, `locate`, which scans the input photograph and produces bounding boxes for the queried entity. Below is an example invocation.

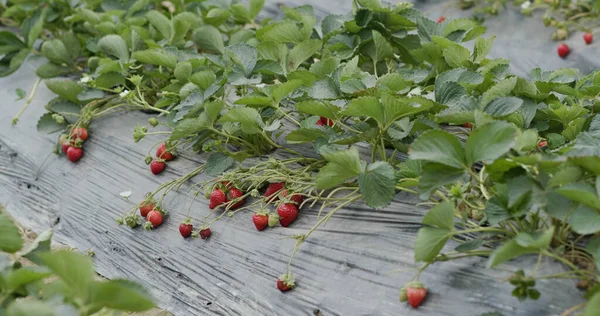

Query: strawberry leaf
[571,205,600,235]
[409,130,466,169]
[97,34,130,62]
[556,182,600,211]
[205,153,235,176]
[584,292,600,316]
[422,202,455,230]
[193,25,225,54]
[0,213,23,253]
[414,227,450,262]
[39,251,95,293]
[36,112,67,134]
[465,121,517,166]
[87,279,156,312]
[316,147,362,190]
[358,161,396,209]
[132,49,177,69]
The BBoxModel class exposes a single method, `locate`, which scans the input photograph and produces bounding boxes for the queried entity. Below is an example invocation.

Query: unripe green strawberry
[268,213,280,227]
[399,287,408,302]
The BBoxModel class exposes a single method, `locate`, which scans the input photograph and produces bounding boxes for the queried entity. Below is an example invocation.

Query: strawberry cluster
[59,127,88,163]
[254,182,304,231]
[149,142,176,175]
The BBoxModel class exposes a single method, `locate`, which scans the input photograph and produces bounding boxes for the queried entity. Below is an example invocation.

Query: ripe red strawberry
[156,142,175,161]
[66,146,83,162]
[179,221,193,238]
[71,127,88,142]
[209,188,228,209]
[557,43,570,58]
[406,282,427,308]
[584,32,593,44]
[150,160,165,175]
[145,210,163,229]
[228,188,245,209]
[277,203,298,227]
[282,189,303,206]
[61,141,72,154]
[252,213,268,231]
[199,227,211,239]
[316,120,324,126]
[538,141,548,148]
[264,182,285,202]
[276,273,295,292]
[139,201,155,217]
[462,122,472,128]
[319,116,334,127]
[437,16,445,23]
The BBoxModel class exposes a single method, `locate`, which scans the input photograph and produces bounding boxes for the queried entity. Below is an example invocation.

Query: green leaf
[230,4,251,22]
[95,72,126,89]
[556,182,600,210]
[316,147,362,189]
[26,8,47,47]
[473,36,495,63]
[146,11,174,43]
[288,39,322,72]
[387,117,413,140]
[483,97,523,117]
[358,161,396,209]
[341,96,384,126]
[45,79,84,103]
[88,279,155,312]
[513,228,554,249]
[286,128,328,143]
[516,129,538,152]
[548,166,583,188]
[571,205,600,234]
[249,0,265,19]
[584,292,600,316]
[36,63,72,78]
[481,77,517,106]
[422,202,455,230]
[381,95,433,123]
[586,237,600,272]
[443,44,470,68]
[487,238,539,268]
[310,78,340,99]
[5,299,57,316]
[193,25,225,54]
[40,39,72,65]
[0,49,30,77]
[218,107,262,134]
[0,213,23,253]
[418,164,465,200]
[465,121,517,165]
[15,88,26,100]
[0,31,26,55]
[190,71,217,90]
[205,152,234,176]
[455,239,485,252]
[78,89,105,101]
[132,49,177,69]
[36,112,67,134]
[295,101,336,118]
[204,100,224,123]
[226,44,258,77]
[271,80,303,104]
[414,227,451,262]
[367,30,393,63]
[39,251,95,293]
[19,229,52,265]
[98,35,130,62]
[6,266,52,290]
[357,0,382,9]
[256,21,304,43]
[409,130,466,169]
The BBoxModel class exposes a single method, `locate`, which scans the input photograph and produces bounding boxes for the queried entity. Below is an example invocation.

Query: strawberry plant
[0,211,155,315]
[2,0,600,314]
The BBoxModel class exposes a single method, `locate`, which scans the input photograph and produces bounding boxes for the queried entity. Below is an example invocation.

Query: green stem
[12,78,41,125]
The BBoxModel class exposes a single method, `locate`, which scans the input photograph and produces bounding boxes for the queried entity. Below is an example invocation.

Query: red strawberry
[179,221,193,238]
[145,210,163,229]
[319,116,334,127]
[66,146,83,162]
[61,141,72,154]
[437,16,445,23]
[276,273,295,292]
[462,123,472,128]
[156,142,175,161]
[277,203,298,227]
[209,188,228,209]
[316,120,324,126]
[71,127,88,142]
[264,182,285,202]
[139,201,155,217]
[406,282,427,308]
[199,227,211,239]
[150,160,165,175]
[252,213,268,231]
[557,43,570,58]
[282,189,303,206]
[228,188,245,209]
[584,32,593,44]
[216,177,233,189]
[538,141,548,148]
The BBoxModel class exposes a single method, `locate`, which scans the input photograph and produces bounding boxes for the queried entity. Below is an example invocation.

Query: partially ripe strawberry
[538,141,548,148]
[406,282,427,308]
[61,141,72,154]
[71,127,89,142]
[584,32,593,44]
[156,142,175,161]
[277,273,295,292]
[150,160,165,175]
[139,201,155,217]
[557,43,570,58]
[179,222,193,238]
[66,146,83,162]
[209,188,228,209]
[282,189,303,206]
[145,210,163,229]
[228,188,245,209]
[277,203,298,227]
[199,227,211,239]
[264,182,285,202]
[437,16,446,23]
[252,213,269,231]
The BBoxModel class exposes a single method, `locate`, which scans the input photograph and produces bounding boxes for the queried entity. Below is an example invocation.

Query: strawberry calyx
[406,281,425,289]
